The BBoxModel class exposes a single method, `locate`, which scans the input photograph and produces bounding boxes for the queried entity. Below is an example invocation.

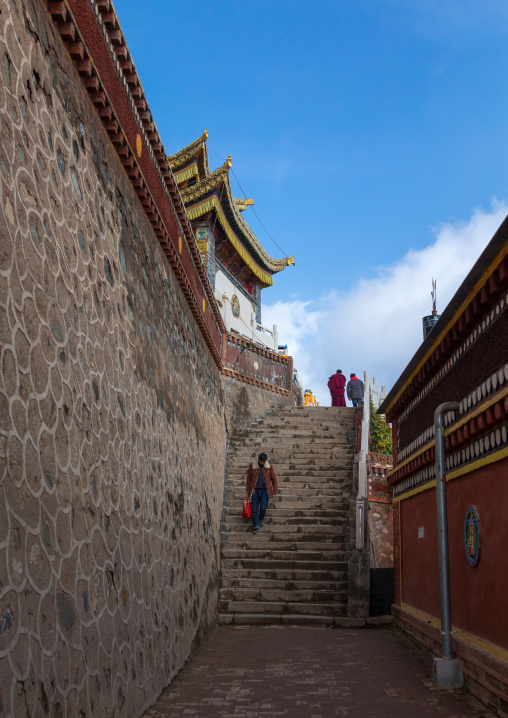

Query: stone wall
[221,334,293,437]
[222,377,291,438]
[0,2,226,716]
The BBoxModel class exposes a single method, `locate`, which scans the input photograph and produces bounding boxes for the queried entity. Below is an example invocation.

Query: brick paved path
[144,626,495,717]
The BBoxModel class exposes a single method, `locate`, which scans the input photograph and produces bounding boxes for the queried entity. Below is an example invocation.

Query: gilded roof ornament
[234,198,254,212]
[287,256,295,266]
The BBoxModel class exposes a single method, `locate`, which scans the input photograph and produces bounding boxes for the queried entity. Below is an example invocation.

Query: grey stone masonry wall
[0,2,226,717]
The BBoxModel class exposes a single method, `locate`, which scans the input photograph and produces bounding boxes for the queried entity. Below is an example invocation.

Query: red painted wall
[400,457,508,650]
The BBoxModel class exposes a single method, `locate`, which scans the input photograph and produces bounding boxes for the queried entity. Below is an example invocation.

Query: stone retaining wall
[0,2,226,716]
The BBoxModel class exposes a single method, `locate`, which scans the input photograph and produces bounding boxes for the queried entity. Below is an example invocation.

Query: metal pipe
[434,402,459,660]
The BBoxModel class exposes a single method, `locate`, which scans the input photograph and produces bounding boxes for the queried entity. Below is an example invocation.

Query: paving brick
[145,626,497,717]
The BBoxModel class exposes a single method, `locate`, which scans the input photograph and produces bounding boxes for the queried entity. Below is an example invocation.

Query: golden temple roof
[168,132,293,286]
[179,156,232,204]
[167,129,208,176]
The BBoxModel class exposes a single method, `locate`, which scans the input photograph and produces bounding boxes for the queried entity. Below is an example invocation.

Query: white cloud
[263,199,507,405]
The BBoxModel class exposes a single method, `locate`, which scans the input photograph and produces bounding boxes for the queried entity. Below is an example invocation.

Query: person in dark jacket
[347,373,364,407]
[246,453,278,533]
[327,369,347,407]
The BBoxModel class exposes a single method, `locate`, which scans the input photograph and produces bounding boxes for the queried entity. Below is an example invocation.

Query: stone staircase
[219,405,357,625]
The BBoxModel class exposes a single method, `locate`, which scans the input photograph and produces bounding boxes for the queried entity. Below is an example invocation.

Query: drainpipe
[433,402,463,689]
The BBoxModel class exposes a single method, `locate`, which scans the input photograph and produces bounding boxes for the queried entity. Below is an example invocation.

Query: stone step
[224,513,349,525]
[224,515,348,526]
[278,414,356,422]
[232,442,353,450]
[225,504,348,515]
[220,568,344,582]
[219,587,347,603]
[242,434,347,444]
[228,478,352,487]
[244,499,350,510]
[238,416,353,425]
[228,486,352,495]
[221,558,347,571]
[223,524,347,537]
[228,470,353,480]
[229,461,353,468]
[221,547,345,561]
[222,519,349,544]
[223,539,346,553]
[222,545,346,557]
[217,614,356,626]
[230,450,352,457]
[228,490,350,500]
[220,576,347,590]
[227,477,352,486]
[220,601,346,617]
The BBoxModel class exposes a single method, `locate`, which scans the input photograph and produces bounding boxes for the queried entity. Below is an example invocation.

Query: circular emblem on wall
[464,505,480,567]
[136,134,142,158]
[231,295,240,318]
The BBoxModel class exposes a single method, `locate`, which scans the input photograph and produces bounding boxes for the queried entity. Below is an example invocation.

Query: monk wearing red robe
[328,369,347,407]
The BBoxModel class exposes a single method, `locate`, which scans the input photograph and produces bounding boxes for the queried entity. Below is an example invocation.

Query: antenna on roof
[431,278,437,316]
[422,278,441,340]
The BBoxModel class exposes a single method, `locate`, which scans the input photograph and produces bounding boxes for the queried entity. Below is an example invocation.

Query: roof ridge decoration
[168,129,209,170]
[235,198,254,211]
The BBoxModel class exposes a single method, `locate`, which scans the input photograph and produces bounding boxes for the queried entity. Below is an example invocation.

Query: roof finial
[203,128,209,140]
[431,278,437,316]
[227,154,232,168]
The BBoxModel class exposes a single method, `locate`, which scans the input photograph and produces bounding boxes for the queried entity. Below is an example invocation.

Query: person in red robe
[327,369,347,407]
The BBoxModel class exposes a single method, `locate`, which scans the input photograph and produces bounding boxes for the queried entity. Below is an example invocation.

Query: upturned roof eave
[181,163,290,275]
[167,130,209,175]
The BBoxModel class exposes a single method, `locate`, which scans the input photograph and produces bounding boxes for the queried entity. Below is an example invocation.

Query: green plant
[370,397,393,455]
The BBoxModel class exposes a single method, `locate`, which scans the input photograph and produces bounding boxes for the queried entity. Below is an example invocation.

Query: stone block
[333,617,366,628]
[366,616,394,627]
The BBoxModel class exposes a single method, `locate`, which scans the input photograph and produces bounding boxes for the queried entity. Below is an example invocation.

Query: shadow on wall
[223,379,291,437]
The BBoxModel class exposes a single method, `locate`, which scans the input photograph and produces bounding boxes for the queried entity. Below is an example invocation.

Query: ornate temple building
[168,131,294,350]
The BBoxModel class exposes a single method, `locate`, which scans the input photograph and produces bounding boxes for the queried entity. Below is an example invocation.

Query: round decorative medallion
[202,298,206,313]
[136,134,142,158]
[464,505,480,567]
[254,362,259,371]
[178,236,182,254]
[231,295,240,318]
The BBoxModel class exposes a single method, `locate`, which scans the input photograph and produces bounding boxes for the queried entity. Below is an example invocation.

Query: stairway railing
[355,371,370,549]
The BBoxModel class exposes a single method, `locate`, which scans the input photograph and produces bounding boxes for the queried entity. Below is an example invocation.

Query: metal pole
[434,402,459,660]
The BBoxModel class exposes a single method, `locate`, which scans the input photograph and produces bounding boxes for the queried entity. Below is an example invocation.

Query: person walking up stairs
[220,405,357,626]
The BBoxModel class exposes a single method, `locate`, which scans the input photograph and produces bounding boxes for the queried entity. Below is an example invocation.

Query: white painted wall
[215,268,278,350]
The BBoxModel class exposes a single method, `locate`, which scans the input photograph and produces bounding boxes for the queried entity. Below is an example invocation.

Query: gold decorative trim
[186,194,273,286]
[173,160,199,185]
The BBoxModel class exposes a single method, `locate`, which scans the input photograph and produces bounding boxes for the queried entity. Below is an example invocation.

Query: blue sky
[116,0,508,399]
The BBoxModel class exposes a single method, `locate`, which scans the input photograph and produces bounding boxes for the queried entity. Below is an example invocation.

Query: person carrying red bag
[245,453,278,534]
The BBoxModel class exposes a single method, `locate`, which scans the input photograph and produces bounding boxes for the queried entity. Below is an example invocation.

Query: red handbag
[242,499,252,519]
